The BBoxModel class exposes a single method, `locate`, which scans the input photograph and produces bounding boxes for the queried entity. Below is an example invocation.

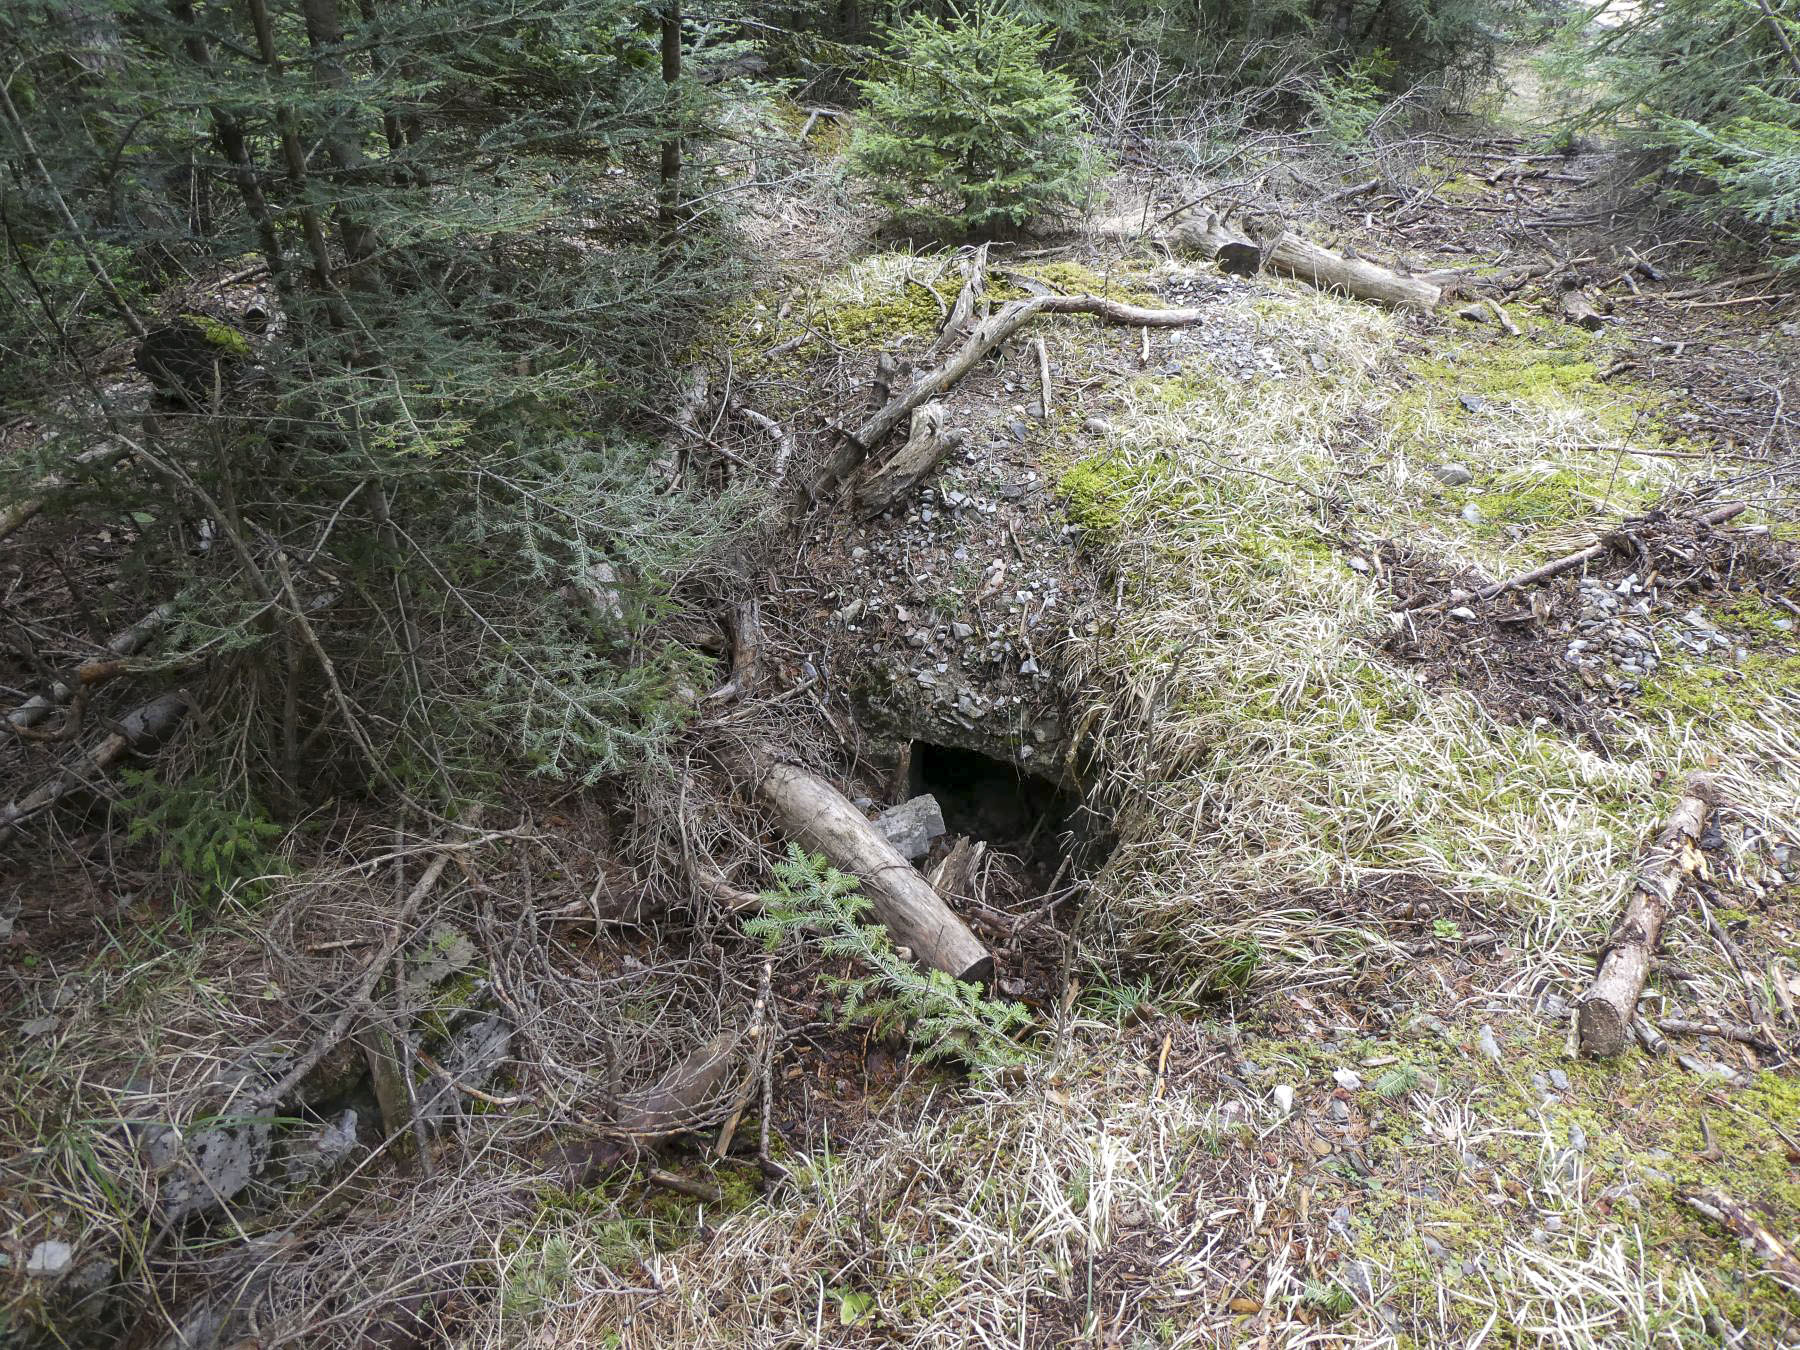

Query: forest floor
[6,95,1800,1350]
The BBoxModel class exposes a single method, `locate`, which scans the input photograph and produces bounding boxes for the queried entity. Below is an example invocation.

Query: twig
[1685,1191,1800,1293]
[1033,334,1052,418]
[415,1047,527,1107]
[1656,1018,1782,1056]
[250,809,483,1111]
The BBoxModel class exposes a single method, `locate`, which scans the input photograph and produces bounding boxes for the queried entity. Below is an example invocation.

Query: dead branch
[1655,1018,1783,1056]
[1685,1191,1800,1293]
[7,603,176,731]
[853,402,964,520]
[811,291,1208,500]
[1577,777,1718,1057]
[925,243,989,360]
[0,441,131,544]
[250,809,484,1111]
[0,690,189,842]
[1398,501,1748,612]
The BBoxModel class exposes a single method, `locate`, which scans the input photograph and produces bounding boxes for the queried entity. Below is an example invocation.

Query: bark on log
[925,243,988,360]
[854,402,964,519]
[1174,212,1441,310]
[1577,776,1718,1057]
[812,292,1208,500]
[742,750,993,983]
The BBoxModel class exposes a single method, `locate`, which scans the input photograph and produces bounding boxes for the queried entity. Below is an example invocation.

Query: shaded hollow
[911,742,1084,860]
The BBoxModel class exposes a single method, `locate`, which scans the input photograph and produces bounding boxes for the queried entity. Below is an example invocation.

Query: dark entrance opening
[912,742,1085,860]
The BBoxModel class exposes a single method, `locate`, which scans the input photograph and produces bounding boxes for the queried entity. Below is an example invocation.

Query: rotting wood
[737,747,993,983]
[1033,334,1053,418]
[926,243,988,361]
[853,401,964,520]
[1577,776,1718,1058]
[704,598,766,704]
[1398,501,1748,612]
[811,291,1209,501]
[0,691,189,842]
[1174,211,1441,310]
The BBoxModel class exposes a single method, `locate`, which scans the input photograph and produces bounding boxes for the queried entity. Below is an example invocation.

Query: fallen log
[7,602,174,730]
[811,291,1208,501]
[854,402,965,519]
[1174,212,1441,310]
[1577,776,1718,1057]
[0,690,189,842]
[739,748,992,983]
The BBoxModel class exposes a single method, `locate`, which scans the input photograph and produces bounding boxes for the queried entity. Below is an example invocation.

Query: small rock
[1332,1067,1363,1092]
[25,1241,74,1279]
[1421,1234,1449,1261]
[1459,394,1487,414]
[1026,402,1044,419]
[1328,1099,1350,1123]
[1476,1025,1503,1065]
[873,795,947,861]
[999,483,1025,501]
[1548,1068,1569,1093]
[832,598,864,624]
[1448,606,1478,622]
[1083,416,1113,435]
[951,622,975,640]
[1272,1084,1295,1116]
[1461,503,1483,524]
[1007,420,1028,442]
[1019,657,1040,676]
[1347,556,1371,573]
[1432,463,1474,486]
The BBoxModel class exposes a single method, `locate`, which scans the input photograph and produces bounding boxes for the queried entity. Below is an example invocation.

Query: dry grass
[1058,278,1800,1007]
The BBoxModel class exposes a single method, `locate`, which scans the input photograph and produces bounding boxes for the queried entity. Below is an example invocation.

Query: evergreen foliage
[745,845,1035,1071]
[0,0,752,813]
[1567,0,1800,266]
[848,6,1096,232]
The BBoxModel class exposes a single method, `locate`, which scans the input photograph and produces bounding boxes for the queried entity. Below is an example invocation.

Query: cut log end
[1576,997,1630,1058]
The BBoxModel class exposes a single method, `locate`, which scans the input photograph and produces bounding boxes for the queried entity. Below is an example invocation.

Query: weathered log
[7,603,173,730]
[1577,776,1718,1057]
[854,402,964,519]
[1559,285,1606,331]
[742,749,992,983]
[0,690,189,841]
[812,292,1208,500]
[1175,212,1441,309]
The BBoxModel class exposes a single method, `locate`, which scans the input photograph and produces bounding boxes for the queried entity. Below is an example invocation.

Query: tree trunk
[299,0,380,268]
[1576,776,1718,1057]
[1559,286,1605,331]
